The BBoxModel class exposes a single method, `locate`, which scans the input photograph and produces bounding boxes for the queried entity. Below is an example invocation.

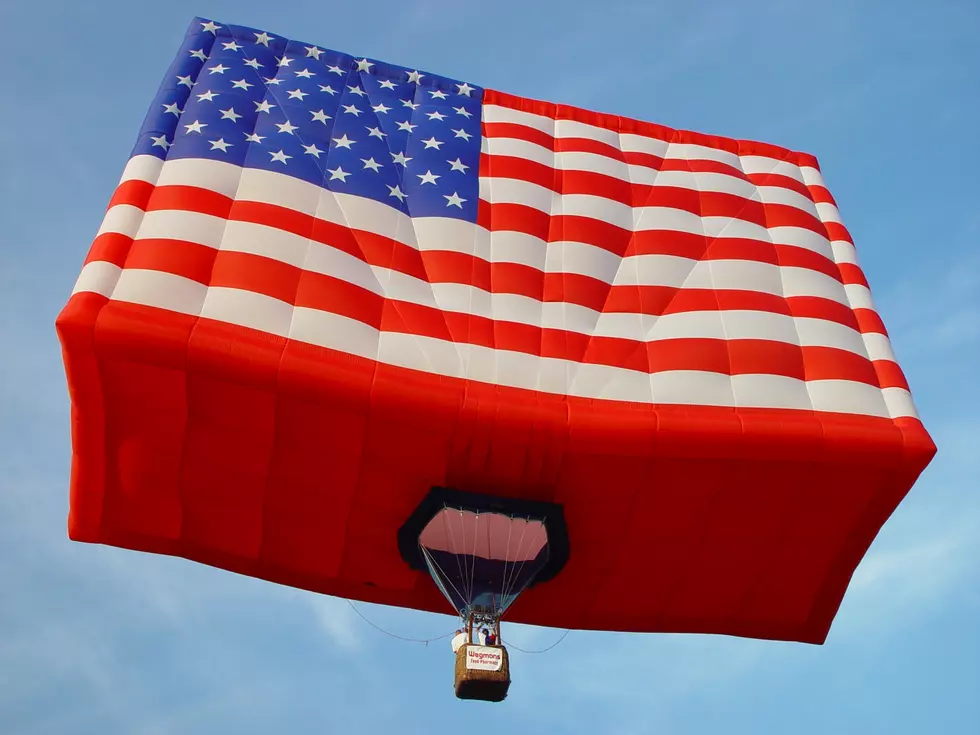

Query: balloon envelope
[57,17,935,645]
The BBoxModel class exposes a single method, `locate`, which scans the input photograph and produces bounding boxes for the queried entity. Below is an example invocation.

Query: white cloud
[307,595,363,651]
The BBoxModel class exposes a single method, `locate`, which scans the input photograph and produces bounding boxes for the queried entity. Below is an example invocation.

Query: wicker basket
[454,644,511,702]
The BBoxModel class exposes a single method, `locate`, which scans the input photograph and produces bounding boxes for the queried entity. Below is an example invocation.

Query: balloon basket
[454,644,511,702]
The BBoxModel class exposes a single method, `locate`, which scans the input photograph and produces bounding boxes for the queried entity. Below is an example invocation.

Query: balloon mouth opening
[397,487,570,616]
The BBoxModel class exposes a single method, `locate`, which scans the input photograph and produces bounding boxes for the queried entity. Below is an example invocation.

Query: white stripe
[844,284,875,311]
[831,240,858,265]
[94,245,886,356]
[156,157,244,199]
[200,286,294,337]
[72,261,122,297]
[882,388,920,420]
[863,332,897,364]
[118,154,165,184]
[289,307,379,360]
[816,201,843,224]
[555,118,620,147]
[91,276,901,417]
[127,211,849,306]
[781,267,850,304]
[138,159,839,269]
[800,166,826,189]
[485,136,826,225]
[90,157,912,419]
[111,269,207,315]
[739,157,806,182]
[806,380,889,418]
[756,186,821,216]
[97,204,145,239]
[136,209,226,248]
[482,104,799,172]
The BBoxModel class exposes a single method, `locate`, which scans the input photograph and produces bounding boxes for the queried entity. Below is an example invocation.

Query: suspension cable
[345,600,458,645]
[500,628,571,654]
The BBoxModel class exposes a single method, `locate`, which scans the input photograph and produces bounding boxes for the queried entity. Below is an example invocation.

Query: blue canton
[133,17,483,222]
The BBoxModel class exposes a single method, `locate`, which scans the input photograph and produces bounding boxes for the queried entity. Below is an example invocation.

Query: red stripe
[484,89,818,168]
[126,238,216,285]
[108,180,838,280]
[837,263,869,288]
[855,308,888,336]
[100,183,873,333]
[483,122,756,182]
[108,179,154,211]
[110,242,889,385]
[874,360,911,391]
[85,232,134,267]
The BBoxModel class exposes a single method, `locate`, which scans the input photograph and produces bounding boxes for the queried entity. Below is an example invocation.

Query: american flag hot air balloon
[57,16,935,701]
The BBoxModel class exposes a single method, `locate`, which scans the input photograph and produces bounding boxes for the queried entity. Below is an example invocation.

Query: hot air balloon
[57,17,935,702]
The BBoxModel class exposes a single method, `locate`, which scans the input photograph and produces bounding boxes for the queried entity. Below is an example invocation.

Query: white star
[176,75,193,88]
[453,105,472,118]
[263,77,284,86]
[231,79,253,91]
[456,82,474,97]
[310,109,331,124]
[448,158,470,173]
[189,48,207,61]
[452,128,472,141]
[295,68,315,79]
[444,191,466,208]
[396,120,417,132]
[426,110,447,121]
[201,21,221,34]
[387,185,407,202]
[277,56,293,68]
[162,102,182,116]
[391,151,412,166]
[254,99,276,113]
[421,136,443,149]
[269,149,291,164]
[372,103,391,114]
[305,46,323,60]
[407,70,424,84]
[401,99,419,110]
[150,134,170,150]
[319,84,337,95]
[332,134,355,149]
[219,107,242,122]
[245,132,265,143]
[429,89,448,100]
[327,65,344,76]
[244,58,262,70]
[361,157,383,172]
[209,138,233,152]
[287,88,309,101]
[303,143,324,158]
[355,58,374,72]
[276,120,299,135]
[348,85,366,97]
[366,126,387,139]
[378,79,397,90]
[222,40,243,52]
[254,32,274,46]
[208,64,229,75]
[417,170,441,185]
[197,89,219,102]
[328,166,351,182]
[184,120,207,134]
[342,104,361,116]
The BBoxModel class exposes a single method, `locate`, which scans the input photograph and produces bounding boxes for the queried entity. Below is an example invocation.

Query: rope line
[501,628,571,654]
[345,599,457,645]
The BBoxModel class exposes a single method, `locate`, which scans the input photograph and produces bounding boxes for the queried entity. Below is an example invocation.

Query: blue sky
[1,0,978,732]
